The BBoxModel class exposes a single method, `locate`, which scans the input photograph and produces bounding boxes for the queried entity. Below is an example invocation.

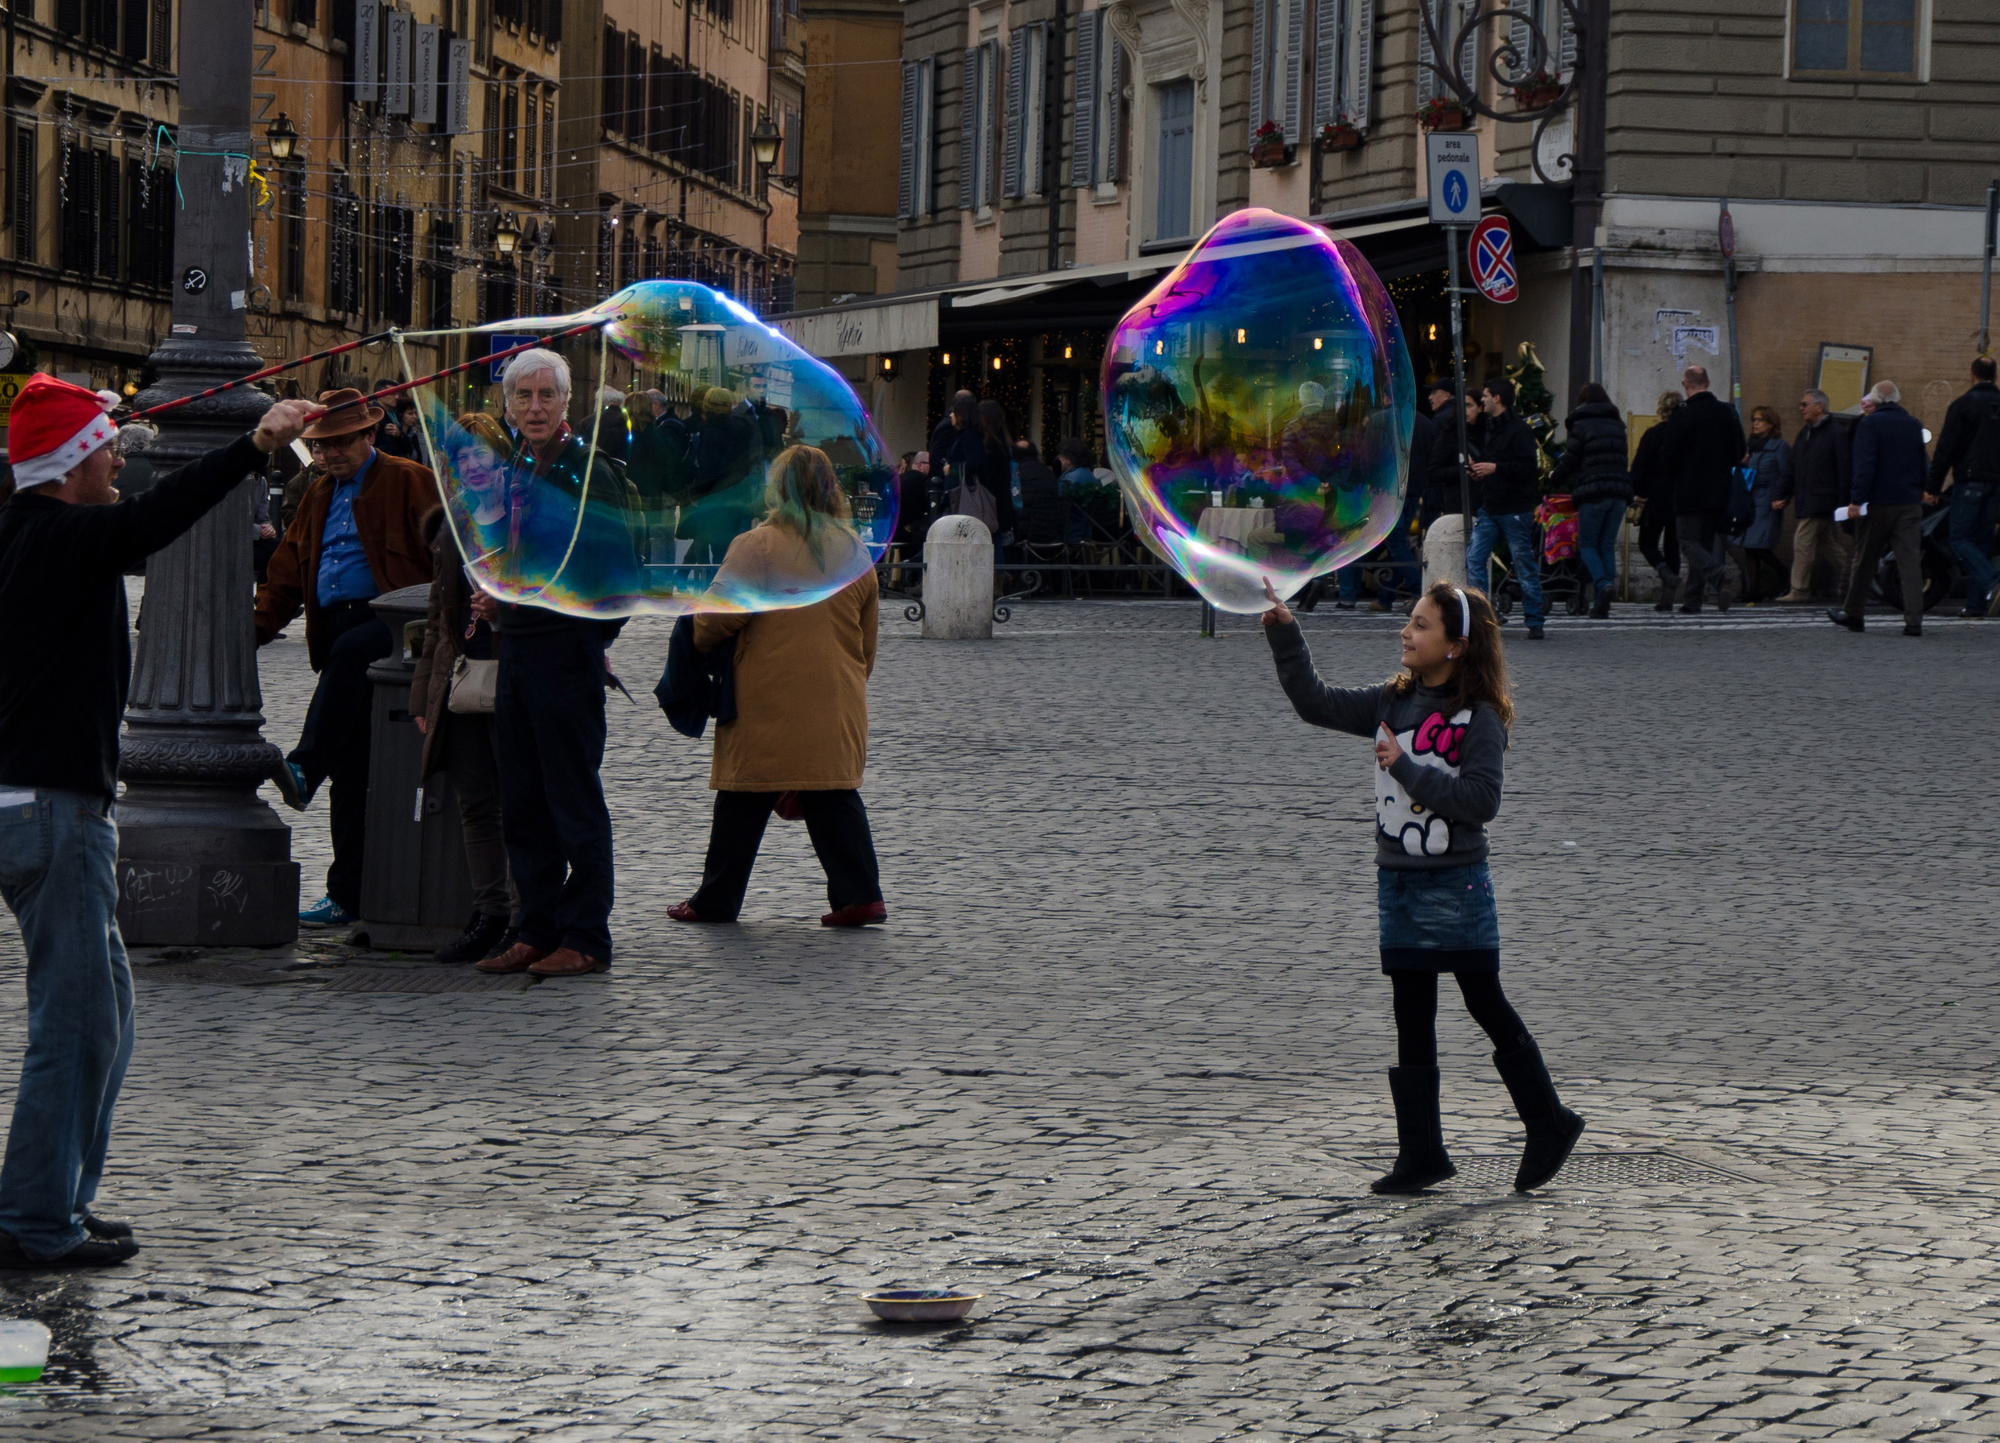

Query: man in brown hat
[254,388,435,925]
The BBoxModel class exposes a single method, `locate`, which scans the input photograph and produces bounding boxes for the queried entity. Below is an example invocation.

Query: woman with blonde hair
[670,446,887,927]
[1630,389,1683,611]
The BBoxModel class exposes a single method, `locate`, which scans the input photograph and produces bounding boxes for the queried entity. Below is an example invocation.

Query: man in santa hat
[0,375,314,1268]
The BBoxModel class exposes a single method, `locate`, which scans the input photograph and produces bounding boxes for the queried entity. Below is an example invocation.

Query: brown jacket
[408,507,468,778]
[692,526,879,792]
[254,449,437,670]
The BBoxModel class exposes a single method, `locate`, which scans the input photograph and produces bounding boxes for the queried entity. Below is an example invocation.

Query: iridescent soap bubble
[413,280,896,619]
[1102,208,1416,613]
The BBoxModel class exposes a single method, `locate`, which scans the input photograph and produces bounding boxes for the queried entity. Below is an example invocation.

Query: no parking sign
[1468,216,1519,304]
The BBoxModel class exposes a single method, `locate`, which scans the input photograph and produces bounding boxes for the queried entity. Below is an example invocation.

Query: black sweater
[0,434,267,798]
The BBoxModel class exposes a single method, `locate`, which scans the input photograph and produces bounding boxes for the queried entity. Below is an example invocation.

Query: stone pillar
[921,516,994,640]
[116,0,298,946]
[1422,514,1469,591]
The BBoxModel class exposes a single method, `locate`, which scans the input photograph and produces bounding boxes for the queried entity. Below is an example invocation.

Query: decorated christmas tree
[1505,341,1559,479]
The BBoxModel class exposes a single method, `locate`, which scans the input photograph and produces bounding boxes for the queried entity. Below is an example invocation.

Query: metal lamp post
[117,8,299,946]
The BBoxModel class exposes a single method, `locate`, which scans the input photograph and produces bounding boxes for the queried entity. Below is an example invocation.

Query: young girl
[1261,577,1584,1194]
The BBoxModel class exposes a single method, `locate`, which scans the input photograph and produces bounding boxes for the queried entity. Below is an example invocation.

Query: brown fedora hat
[302,387,385,440]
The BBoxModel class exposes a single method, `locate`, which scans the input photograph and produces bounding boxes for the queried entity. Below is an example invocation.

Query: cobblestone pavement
[0,593,1996,1441]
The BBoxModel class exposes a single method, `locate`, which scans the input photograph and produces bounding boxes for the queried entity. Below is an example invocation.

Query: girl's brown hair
[1388,581,1515,731]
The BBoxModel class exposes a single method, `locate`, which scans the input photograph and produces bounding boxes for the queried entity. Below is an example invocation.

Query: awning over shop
[771,295,939,359]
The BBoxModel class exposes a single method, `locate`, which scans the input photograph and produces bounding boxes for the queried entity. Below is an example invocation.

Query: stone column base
[117,857,302,947]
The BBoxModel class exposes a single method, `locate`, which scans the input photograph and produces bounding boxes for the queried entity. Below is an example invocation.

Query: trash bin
[355,583,475,949]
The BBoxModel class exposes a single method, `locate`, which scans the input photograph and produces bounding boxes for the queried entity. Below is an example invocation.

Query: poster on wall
[1817,343,1873,416]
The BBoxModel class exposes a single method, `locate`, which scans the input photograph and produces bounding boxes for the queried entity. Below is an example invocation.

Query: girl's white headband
[1452,587,1471,640]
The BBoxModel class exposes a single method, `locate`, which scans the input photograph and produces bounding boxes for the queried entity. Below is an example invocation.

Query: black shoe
[1959,606,1986,619]
[1715,592,1731,613]
[84,1213,132,1240]
[1827,607,1864,632]
[1589,593,1611,619]
[1903,622,1922,637]
[1370,1066,1456,1195]
[1652,597,1674,612]
[1525,626,1545,640]
[1678,602,1701,614]
[1333,600,1356,611]
[482,926,520,962]
[436,912,510,965]
[1492,1040,1585,1192]
[0,1231,138,1268]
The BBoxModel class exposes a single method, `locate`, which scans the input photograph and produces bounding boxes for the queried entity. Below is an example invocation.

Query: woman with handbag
[668,445,886,928]
[409,414,519,964]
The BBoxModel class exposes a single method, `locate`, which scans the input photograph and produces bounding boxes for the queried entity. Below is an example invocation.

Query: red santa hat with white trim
[8,373,123,489]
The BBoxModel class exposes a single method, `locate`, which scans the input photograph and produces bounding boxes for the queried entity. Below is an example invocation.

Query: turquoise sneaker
[298,895,354,926]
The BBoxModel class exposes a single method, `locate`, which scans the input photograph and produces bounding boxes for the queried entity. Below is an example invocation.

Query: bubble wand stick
[127,329,402,422]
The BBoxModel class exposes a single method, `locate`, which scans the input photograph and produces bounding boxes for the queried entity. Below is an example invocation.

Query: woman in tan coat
[669,446,886,927]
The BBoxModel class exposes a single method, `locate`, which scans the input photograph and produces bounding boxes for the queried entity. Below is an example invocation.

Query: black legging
[1391,971,1530,1068]
[1637,498,1680,575]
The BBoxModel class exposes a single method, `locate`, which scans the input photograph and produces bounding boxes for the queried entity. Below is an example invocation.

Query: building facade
[774,0,1999,466]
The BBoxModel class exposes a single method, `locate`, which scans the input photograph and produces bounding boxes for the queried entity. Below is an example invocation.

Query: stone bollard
[1422,513,1470,590]
[921,514,994,639]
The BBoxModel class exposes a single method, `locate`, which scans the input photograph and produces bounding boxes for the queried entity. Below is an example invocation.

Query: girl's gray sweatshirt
[1265,619,1507,871]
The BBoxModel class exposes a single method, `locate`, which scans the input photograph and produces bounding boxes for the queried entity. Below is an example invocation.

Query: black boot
[1492,1040,1585,1192]
[436,911,509,965]
[1370,1066,1455,1195]
[1589,588,1612,619]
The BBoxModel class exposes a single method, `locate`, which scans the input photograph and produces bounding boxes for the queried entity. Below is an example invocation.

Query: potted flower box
[1511,71,1562,110]
[1249,120,1290,168]
[1317,121,1362,153]
[1416,98,1467,132]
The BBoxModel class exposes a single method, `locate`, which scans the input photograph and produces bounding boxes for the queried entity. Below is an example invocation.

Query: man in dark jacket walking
[1773,387,1852,602]
[1926,356,2000,617]
[1463,378,1546,637]
[1831,381,1930,636]
[1656,365,1746,613]
[0,376,314,1266]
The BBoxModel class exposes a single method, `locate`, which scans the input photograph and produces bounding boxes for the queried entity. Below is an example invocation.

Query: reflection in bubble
[1102,208,1416,613]
[410,281,897,618]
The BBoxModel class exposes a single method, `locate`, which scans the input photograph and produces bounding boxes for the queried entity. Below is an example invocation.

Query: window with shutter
[603,25,623,133]
[122,0,148,58]
[1282,0,1305,141]
[501,85,518,188]
[1249,0,1268,136]
[10,125,35,265]
[651,47,668,153]
[281,166,306,300]
[898,61,920,219]
[1002,28,1027,200]
[1313,0,1339,133]
[294,0,317,27]
[60,146,92,274]
[1416,0,1437,106]
[1154,78,1194,242]
[96,151,119,278]
[545,0,560,43]
[1070,12,1097,189]
[151,0,171,67]
[1103,37,1122,182]
[959,46,979,210]
[57,0,83,36]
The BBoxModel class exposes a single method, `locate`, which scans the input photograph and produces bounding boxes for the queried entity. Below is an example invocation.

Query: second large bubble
[412,280,896,619]
[1103,208,1416,613]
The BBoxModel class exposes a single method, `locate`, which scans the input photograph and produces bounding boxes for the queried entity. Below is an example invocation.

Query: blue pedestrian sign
[488,333,537,383]
[1426,133,1481,225]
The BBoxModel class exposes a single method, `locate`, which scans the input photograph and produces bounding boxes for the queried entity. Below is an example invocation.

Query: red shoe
[476,941,547,973]
[820,901,887,928]
[667,902,731,923]
[527,947,608,977]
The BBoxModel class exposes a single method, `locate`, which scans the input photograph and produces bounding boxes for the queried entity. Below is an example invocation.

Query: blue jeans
[1336,497,1420,603]
[1377,862,1500,974]
[0,791,134,1259]
[1466,510,1545,626]
[1949,481,1998,606]
[1576,498,1625,595]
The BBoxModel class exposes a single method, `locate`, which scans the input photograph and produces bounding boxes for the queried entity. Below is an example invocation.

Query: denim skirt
[1377,862,1500,974]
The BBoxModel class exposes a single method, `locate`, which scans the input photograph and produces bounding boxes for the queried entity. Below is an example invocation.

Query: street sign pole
[1979,180,1997,357]
[1446,225,1471,525]
[1720,198,1742,419]
[1428,132,1482,525]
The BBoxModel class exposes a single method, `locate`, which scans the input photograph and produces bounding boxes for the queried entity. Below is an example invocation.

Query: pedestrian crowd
[1401,356,2000,636]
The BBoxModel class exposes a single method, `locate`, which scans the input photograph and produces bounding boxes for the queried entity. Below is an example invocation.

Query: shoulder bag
[447,655,498,714]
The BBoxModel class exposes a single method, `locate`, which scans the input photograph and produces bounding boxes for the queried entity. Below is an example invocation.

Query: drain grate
[136,962,314,987]
[1367,1151,1757,1190]
[317,967,538,994]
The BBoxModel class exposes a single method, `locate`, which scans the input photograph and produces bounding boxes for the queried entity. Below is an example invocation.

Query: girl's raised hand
[1259,577,1294,628]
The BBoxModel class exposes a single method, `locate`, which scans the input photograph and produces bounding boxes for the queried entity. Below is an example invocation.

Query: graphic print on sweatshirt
[1375,708,1472,857]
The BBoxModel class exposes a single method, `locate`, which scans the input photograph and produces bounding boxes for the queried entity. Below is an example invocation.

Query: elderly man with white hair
[0,375,314,1266]
[1829,379,1931,636]
[468,348,637,978]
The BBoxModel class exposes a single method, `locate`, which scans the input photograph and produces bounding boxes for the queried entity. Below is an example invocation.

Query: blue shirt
[315,451,380,607]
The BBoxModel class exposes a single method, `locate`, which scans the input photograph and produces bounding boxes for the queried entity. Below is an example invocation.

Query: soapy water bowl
[859,1289,984,1323]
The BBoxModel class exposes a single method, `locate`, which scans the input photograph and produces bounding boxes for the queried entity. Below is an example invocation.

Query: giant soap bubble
[408,281,896,618]
[1103,208,1416,613]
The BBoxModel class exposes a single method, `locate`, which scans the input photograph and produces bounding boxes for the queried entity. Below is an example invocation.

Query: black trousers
[1637,497,1680,578]
[1391,971,1530,1068]
[288,601,392,914]
[689,789,882,921]
[495,628,615,962]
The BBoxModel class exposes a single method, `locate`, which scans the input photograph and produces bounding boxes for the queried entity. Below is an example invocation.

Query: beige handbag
[447,655,498,714]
